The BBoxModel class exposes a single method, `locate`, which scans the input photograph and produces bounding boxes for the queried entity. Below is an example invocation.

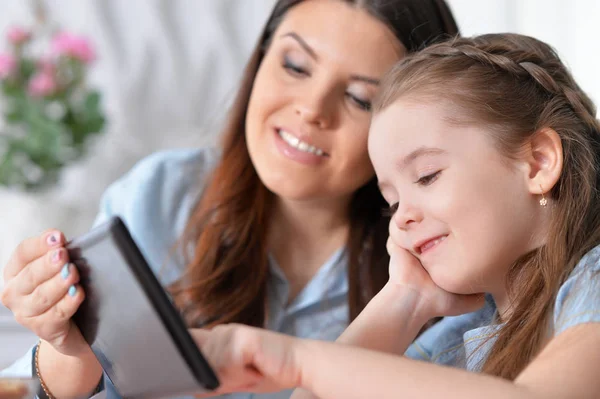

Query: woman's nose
[294,84,335,129]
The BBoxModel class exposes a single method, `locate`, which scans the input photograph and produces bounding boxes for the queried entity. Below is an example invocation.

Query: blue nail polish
[61,264,70,280]
[68,285,77,297]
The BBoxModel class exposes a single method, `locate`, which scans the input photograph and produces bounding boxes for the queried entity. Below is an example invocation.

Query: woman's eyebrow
[279,32,380,85]
[279,32,317,60]
[350,75,379,85]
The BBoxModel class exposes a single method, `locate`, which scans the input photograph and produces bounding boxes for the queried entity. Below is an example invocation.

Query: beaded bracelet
[33,340,104,399]
[34,340,55,399]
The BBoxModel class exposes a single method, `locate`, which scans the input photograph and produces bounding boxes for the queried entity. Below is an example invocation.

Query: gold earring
[539,185,548,207]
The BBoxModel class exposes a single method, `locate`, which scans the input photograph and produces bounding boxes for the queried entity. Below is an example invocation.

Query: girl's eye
[382,202,399,217]
[416,171,441,186]
[347,94,372,112]
[282,55,308,77]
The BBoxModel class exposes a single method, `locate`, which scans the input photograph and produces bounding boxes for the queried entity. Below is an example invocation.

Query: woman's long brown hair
[168,0,460,328]
[375,33,600,379]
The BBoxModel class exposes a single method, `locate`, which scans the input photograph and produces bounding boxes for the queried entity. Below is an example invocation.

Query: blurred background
[1,0,598,367]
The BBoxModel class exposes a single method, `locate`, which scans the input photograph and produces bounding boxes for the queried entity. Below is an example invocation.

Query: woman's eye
[282,56,308,76]
[347,94,372,112]
[416,171,441,186]
[382,202,399,217]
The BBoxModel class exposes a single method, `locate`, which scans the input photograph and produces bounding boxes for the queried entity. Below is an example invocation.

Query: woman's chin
[264,180,327,202]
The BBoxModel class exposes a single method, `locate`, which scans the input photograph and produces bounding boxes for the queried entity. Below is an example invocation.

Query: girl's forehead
[369,100,500,162]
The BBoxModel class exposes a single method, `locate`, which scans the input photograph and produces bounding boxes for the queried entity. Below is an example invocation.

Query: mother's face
[245,0,404,203]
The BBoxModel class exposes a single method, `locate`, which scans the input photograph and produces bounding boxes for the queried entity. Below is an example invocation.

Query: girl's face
[369,100,545,295]
[245,0,403,204]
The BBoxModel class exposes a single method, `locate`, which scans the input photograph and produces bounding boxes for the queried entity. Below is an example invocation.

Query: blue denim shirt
[3,148,600,398]
[2,148,351,399]
[406,248,600,371]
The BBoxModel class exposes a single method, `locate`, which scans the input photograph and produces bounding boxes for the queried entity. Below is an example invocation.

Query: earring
[539,185,548,207]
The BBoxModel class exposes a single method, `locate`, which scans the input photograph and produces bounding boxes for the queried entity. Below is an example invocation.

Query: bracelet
[34,340,56,399]
[33,340,104,399]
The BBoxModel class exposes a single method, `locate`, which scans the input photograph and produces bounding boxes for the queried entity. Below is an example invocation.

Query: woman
[0,1,459,398]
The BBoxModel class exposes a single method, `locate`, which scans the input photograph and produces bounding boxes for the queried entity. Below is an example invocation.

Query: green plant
[0,27,105,190]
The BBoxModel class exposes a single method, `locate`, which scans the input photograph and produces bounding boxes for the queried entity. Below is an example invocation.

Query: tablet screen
[69,217,219,398]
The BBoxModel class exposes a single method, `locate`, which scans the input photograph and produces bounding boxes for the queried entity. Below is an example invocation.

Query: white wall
[1,0,598,368]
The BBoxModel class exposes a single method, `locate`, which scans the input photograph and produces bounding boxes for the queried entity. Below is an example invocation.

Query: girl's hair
[375,33,600,379]
[168,0,460,329]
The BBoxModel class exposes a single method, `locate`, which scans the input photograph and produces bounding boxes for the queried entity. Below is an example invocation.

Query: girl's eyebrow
[397,147,446,171]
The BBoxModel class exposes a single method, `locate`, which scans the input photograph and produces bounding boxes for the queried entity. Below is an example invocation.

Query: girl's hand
[0,230,88,356]
[386,234,485,319]
[191,324,303,396]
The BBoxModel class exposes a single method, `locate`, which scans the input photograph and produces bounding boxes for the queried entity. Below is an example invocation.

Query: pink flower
[28,72,57,97]
[37,55,56,75]
[51,32,96,64]
[0,53,17,79]
[7,26,31,46]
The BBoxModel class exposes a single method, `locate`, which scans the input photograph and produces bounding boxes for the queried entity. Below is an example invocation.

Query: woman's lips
[273,128,328,165]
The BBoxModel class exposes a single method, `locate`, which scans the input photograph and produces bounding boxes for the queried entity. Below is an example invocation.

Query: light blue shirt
[2,148,351,399]
[407,247,600,370]
[3,148,600,398]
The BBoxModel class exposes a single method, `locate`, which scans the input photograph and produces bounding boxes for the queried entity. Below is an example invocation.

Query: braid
[393,34,599,134]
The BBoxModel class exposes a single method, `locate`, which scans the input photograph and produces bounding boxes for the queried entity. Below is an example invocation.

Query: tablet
[68,216,219,399]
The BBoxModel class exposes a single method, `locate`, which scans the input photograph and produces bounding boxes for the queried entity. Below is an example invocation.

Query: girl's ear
[521,127,563,198]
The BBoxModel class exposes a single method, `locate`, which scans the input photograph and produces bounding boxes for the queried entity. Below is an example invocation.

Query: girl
[0,1,459,399]
[192,33,600,399]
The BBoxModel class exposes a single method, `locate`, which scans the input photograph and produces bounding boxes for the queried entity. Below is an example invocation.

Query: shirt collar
[268,247,348,314]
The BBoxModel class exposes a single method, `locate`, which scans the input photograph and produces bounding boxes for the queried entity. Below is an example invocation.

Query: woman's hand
[0,230,88,356]
[386,232,485,319]
[191,324,304,396]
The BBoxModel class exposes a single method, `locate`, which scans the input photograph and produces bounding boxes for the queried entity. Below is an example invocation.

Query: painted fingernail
[47,232,59,246]
[51,249,62,263]
[61,263,70,280]
[68,285,77,297]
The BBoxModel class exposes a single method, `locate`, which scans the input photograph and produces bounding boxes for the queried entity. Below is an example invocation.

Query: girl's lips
[416,235,448,255]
